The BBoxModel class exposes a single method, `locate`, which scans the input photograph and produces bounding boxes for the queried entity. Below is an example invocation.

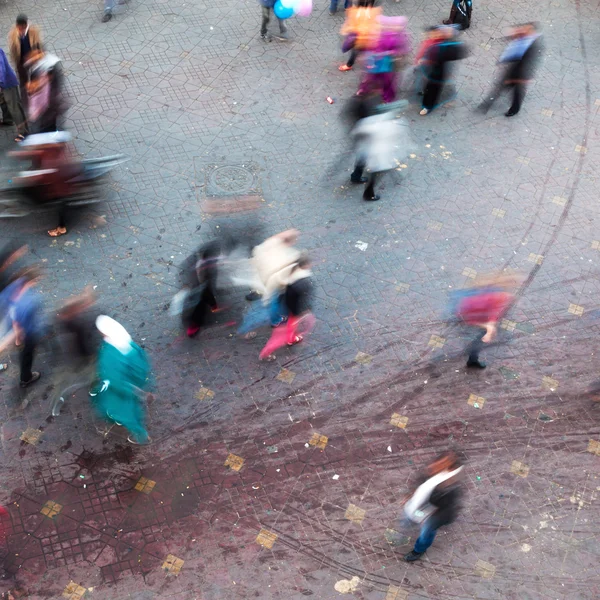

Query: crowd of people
[0,0,550,569]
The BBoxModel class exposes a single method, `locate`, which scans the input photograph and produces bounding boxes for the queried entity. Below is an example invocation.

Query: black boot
[466,358,486,369]
[404,550,423,562]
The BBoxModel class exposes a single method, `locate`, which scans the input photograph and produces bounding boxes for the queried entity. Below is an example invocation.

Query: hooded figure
[92,316,151,444]
[26,50,67,133]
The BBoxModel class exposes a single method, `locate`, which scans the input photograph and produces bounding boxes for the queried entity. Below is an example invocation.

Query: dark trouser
[346,49,358,68]
[466,332,484,363]
[0,87,28,135]
[422,81,443,110]
[261,7,287,36]
[58,203,67,229]
[351,160,379,199]
[187,284,218,329]
[482,81,525,114]
[20,336,37,382]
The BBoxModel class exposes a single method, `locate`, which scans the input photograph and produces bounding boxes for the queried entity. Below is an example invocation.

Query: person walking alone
[91,316,152,445]
[401,451,464,561]
[478,23,542,117]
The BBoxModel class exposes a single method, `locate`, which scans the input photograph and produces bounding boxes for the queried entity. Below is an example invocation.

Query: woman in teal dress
[91,315,151,444]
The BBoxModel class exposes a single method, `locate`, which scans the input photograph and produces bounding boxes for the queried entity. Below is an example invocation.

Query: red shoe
[186,326,201,338]
[339,64,352,71]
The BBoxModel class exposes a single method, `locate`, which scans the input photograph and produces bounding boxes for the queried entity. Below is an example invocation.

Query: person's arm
[481,322,497,343]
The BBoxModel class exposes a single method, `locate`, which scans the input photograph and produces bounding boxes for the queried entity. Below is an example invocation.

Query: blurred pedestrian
[7,14,42,111]
[252,230,300,326]
[25,48,67,133]
[258,0,289,41]
[259,253,314,361]
[443,0,472,29]
[180,242,221,338]
[9,132,79,236]
[478,23,542,117]
[338,0,378,71]
[0,243,27,294]
[0,266,45,388]
[349,97,411,201]
[103,0,115,22]
[357,15,411,102]
[92,316,151,445]
[331,0,352,16]
[402,451,464,562]
[417,26,467,116]
[0,243,28,340]
[0,49,28,142]
[56,286,98,368]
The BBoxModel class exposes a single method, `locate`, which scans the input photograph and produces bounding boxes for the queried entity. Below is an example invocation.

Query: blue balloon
[274,1,294,19]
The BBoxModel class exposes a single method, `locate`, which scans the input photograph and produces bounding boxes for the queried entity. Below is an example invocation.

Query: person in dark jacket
[443,0,472,30]
[401,451,464,561]
[478,23,542,117]
[181,242,221,338]
[418,26,467,116]
[284,253,312,345]
[258,0,288,41]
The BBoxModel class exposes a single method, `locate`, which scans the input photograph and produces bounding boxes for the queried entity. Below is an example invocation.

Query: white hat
[96,315,132,354]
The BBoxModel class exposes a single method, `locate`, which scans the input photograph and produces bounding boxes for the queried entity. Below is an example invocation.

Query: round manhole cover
[210,166,255,194]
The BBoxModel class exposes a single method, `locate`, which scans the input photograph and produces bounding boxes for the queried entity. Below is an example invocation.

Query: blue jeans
[269,294,287,326]
[104,0,114,11]
[330,0,351,12]
[413,519,438,554]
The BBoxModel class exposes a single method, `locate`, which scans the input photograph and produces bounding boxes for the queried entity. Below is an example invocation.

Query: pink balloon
[297,0,312,17]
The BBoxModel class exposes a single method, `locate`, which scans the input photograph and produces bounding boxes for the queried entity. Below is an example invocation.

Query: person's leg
[269,295,286,326]
[126,399,149,444]
[3,87,28,136]
[329,0,338,13]
[381,73,397,103]
[351,156,367,183]
[478,78,505,112]
[20,337,36,384]
[103,0,114,21]
[0,92,12,125]
[506,83,524,117]
[202,280,218,311]
[286,315,301,345]
[49,203,67,237]
[261,6,271,36]
[466,332,485,368]
[363,172,380,201]
[275,17,288,37]
[347,49,358,68]
[422,81,442,113]
[412,521,438,554]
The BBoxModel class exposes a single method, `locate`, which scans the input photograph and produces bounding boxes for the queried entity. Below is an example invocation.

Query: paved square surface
[0,0,600,598]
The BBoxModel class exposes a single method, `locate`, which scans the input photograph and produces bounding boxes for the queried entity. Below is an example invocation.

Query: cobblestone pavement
[1,0,600,598]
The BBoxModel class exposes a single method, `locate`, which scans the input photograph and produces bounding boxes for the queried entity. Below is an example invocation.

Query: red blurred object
[326,96,335,104]
[458,292,513,326]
